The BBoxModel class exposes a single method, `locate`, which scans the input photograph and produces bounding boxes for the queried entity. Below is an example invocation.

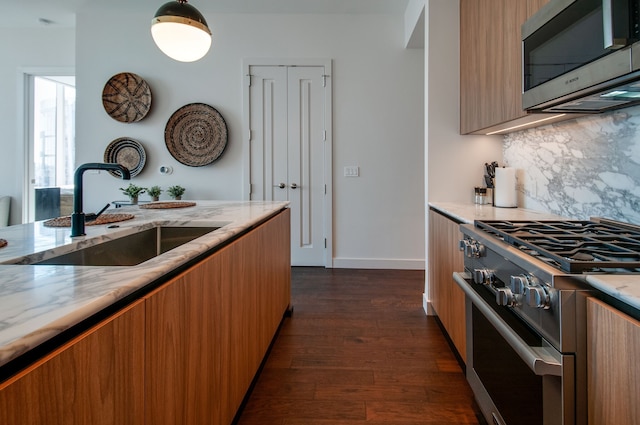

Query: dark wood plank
[235,267,483,425]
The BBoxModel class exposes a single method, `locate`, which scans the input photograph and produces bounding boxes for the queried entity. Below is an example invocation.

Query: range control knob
[524,285,551,309]
[459,239,485,258]
[509,275,529,294]
[496,287,516,307]
[459,239,472,256]
[470,242,485,258]
[473,269,495,285]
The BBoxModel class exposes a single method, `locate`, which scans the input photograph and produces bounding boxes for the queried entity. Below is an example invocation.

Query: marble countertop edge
[428,201,567,223]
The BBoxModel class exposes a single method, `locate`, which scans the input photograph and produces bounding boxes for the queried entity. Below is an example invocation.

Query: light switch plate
[344,166,359,177]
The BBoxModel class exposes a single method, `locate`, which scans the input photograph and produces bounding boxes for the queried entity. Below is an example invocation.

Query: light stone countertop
[428,201,567,223]
[429,201,640,316]
[0,200,288,369]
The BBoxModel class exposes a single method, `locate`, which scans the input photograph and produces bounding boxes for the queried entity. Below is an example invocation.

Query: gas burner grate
[475,220,640,273]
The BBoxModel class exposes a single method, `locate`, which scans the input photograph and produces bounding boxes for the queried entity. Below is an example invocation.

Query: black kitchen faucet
[71,163,130,237]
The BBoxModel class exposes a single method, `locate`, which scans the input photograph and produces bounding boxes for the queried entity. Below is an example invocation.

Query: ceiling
[0,0,409,28]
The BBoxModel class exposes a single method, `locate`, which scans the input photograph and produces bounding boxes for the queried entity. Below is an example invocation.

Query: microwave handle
[603,0,630,50]
[453,272,563,377]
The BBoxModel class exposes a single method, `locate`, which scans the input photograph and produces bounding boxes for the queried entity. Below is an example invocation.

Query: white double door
[246,63,330,266]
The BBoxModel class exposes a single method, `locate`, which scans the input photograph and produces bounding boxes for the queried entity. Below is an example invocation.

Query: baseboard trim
[423,293,436,316]
[331,257,425,270]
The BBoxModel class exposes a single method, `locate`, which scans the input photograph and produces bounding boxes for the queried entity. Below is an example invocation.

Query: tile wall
[504,106,640,224]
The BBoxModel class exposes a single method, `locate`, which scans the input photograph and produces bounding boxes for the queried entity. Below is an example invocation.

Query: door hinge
[322,74,329,87]
[249,183,252,195]
[246,73,252,86]
[324,238,327,249]
[323,130,327,141]
[248,129,252,141]
[324,184,326,195]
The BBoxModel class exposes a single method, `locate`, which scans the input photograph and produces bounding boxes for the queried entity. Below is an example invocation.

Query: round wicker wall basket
[102,72,152,123]
[164,103,228,167]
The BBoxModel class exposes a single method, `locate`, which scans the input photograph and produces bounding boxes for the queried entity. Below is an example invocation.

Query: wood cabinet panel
[587,298,640,425]
[145,208,291,425]
[220,207,291,424]
[144,252,224,425]
[428,209,465,362]
[0,301,145,425]
[460,0,549,134]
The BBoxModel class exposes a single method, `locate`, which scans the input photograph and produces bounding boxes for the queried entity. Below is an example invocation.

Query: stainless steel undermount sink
[33,226,221,266]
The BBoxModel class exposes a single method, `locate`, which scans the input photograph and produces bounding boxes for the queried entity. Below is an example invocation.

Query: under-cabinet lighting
[486,114,567,135]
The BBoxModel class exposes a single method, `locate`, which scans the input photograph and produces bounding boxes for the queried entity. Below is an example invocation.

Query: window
[27,75,76,222]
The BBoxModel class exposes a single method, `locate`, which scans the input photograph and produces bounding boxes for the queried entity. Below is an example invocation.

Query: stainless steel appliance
[522,0,640,113]
[453,218,640,425]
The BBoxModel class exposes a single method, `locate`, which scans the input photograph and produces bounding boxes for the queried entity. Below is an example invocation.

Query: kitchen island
[0,200,291,425]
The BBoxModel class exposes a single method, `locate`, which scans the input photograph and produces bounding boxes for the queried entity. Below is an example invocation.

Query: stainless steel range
[453,218,640,425]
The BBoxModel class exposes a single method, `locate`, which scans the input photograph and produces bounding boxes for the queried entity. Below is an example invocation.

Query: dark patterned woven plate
[165,103,228,167]
[102,72,152,123]
[43,214,135,228]
[139,201,196,209]
[103,138,146,177]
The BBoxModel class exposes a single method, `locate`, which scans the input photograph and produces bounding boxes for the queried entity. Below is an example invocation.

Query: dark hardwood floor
[235,267,483,425]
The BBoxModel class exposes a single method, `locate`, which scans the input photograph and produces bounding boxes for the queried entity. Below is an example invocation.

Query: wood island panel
[0,300,145,425]
[144,250,224,425]
[145,208,291,425]
[220,206,291,424]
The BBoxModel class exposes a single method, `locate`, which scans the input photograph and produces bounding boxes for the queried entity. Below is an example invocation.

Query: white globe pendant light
[151,0,212,62]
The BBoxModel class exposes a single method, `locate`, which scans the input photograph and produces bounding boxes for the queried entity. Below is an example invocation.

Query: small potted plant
[148,185,162,202]
[167,185,186,200]
[119,183,147,204]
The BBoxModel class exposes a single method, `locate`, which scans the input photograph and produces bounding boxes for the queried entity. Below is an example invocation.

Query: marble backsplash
[503,106,640,224]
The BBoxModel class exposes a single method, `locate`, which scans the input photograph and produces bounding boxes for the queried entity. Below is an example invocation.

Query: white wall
[426,0,502,203]
[0,27,75,225]
[74,7,424,268]
[423,0,503,311]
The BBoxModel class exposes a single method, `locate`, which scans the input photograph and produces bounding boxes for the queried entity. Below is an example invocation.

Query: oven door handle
[453,272,563,377]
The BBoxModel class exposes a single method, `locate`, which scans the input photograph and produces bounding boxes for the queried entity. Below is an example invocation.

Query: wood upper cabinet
[428,209,466,362]
[0,300,145,425]
[460,0,549,134]
[587,298,640,425]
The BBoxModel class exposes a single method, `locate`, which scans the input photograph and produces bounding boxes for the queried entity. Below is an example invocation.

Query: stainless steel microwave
[522,0,640,113]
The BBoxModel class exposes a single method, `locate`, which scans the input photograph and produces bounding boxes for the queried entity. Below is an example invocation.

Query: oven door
[453,272,575,425]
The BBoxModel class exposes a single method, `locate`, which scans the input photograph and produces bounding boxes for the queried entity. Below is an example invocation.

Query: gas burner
[475,219,640,273]
[571,252,595,261]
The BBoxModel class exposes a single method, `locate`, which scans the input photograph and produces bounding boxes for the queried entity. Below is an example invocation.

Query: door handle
[274,183,286,189]
[290,183,298,189]
[603,0,629,50]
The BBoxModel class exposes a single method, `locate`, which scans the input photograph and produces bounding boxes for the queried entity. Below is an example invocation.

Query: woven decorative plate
[165,103,228,167]
[102,72,152,123]
[43,214,135,228]
[103,138,146,177]
[139,201,196,209]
